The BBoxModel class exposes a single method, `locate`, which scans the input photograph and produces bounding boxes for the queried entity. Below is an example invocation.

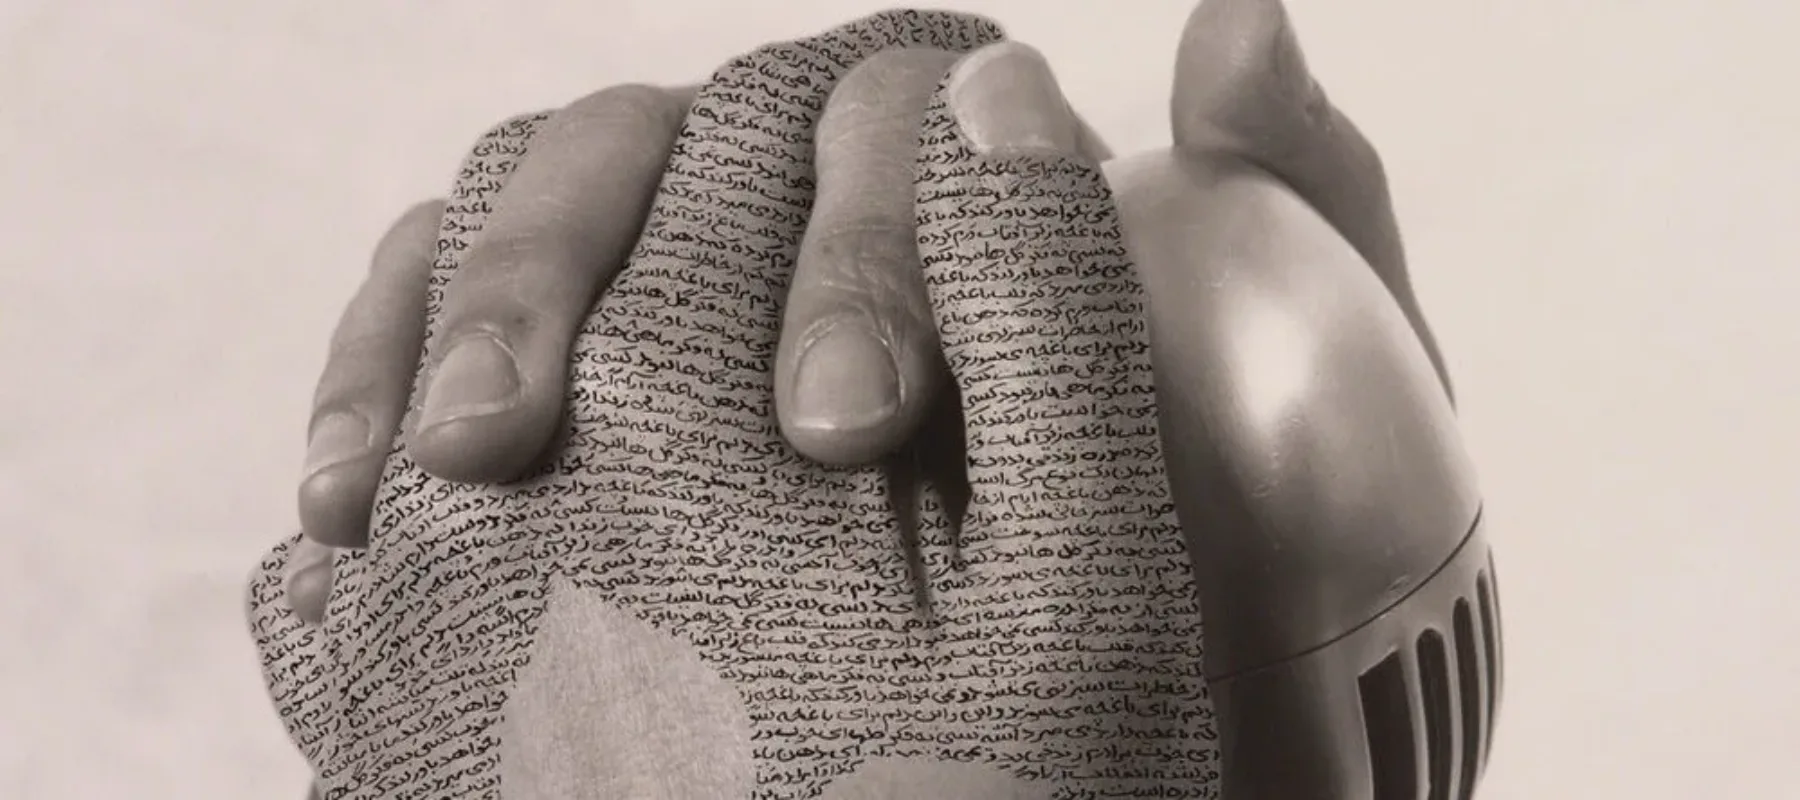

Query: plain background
[3,0,1795,797]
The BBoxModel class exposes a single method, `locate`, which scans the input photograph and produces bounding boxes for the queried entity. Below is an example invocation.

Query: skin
[285,0,1451,632]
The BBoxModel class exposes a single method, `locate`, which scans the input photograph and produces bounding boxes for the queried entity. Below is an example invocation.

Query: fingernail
[790,325,901,431]
[284,538,334,624]
[303,411,372,479]
[948,41,1081,155]
[419,334,520,431]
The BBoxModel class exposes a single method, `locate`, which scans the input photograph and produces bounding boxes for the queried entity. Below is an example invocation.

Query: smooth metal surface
[1107,149,1482,679]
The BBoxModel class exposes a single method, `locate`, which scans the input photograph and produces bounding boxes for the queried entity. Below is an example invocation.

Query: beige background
[4,0,1795,797]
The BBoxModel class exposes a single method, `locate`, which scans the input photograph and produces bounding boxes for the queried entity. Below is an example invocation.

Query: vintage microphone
[1097,1,1509,795]
[1112,145,1503,798]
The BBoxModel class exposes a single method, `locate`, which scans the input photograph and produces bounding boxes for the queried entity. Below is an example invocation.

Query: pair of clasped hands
[284,0,1452,625]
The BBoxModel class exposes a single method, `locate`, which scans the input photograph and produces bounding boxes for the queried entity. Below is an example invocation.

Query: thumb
[1171,0,1454,400]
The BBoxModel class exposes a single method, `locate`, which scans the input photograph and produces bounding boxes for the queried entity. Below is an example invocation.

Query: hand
[283,17,1108,622]
[289,42,1106,526]
[260,14,1206,796]
[264,3,1487,796]
[283,0,1450,623]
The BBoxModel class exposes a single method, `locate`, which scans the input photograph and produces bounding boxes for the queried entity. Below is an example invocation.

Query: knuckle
[478,110,553,143]
[459,230,584,295]
[397,198,448,233]
[328,268,423,356]
[370,199,446,278]
[813,156,914,227]
[324,324,391,366]
[309,381,379,425]
[824,48,955,132]
[837,48,956,103]
[312,367,386,414]
[817,49,954,175]
[459,111,555,163]
[802,221,929,321]
[437,299,543,352]
[320,303,420,392]
[553,83,686,140]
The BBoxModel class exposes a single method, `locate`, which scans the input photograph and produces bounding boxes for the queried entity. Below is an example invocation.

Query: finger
[582,13,1000,448]
[778,45,1113,466]
[298,199,442,548]
[775,47,959,465]
[283,535,333,625]
[244,532,332,749]
[920,39,1114,475]
[916,41,1160,529]
[408,84,697,484]
[914,43,1215,767]
[1170,0,1454,400]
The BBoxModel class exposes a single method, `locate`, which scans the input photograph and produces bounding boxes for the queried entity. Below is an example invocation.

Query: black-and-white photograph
[6,1,1792,797]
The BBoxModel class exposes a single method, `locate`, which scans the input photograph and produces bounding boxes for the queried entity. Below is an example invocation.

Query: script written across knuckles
[913,81,1221,796]
[248,10,1221,800]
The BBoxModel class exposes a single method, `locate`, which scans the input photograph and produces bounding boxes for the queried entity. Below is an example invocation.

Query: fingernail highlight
[303,411,372,478]
[948,42,1081,155]
[790,325,901,431]
[419,334,521,431]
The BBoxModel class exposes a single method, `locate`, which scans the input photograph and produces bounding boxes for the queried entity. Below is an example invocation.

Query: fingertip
[779,327,942,466]
[788,44,964,467]
[946,41,1083,157]
[788,325,901,429]
[283,537,334,626]
[416,332,522,431]
[409,318,569,484]
[382,198,448,257]
[784,419,910,467]
[287,570,328,626]
[296,457,380,549]
[408,399,561,484]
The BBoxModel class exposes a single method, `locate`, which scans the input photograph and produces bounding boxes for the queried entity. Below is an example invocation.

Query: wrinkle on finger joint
[554,83,690,139]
